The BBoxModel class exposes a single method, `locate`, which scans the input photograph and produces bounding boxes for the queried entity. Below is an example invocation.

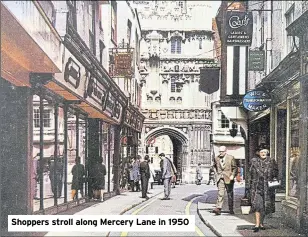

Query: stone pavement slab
[197,187,303,237]
[197,202,252,237]
[44,186,164,237]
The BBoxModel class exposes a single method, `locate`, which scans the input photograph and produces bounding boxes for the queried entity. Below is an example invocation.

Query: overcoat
[249,156,278,213]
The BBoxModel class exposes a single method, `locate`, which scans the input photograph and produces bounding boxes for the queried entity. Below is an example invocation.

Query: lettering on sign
[248,50,265,71]
[113,101,121,119]
[105,93,116,115]
[114,53,133,77]
[84,71,107,109]
[243,90,271,112]
[64,57,81,89]
[225,11,253,46]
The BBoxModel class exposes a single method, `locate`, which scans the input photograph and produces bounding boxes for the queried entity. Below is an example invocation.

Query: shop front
[0,1,63,230]
[255,46,303,230]
[119,106,144,190]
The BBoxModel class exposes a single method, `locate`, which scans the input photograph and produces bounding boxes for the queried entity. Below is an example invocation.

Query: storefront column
[0,78,33,228]
[63,103,68,203]
[84,117,88,197]
[53,104,59,206]
[88,118,100,198]
[39,95,44,210]
[299,75,308,232]
[113,125,121,195]
[107,125,111,193]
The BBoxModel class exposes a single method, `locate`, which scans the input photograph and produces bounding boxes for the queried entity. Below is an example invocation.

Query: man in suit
[213,146,238,215]
[160,153,176,200]
[140,155,150,199]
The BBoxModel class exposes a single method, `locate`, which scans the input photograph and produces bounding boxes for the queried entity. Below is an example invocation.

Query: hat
[159,153,165,157]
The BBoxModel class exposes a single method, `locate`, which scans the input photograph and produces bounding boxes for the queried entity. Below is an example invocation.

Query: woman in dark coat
[92,157,106,201]
[249,148,278,232]
[71,156,85,200]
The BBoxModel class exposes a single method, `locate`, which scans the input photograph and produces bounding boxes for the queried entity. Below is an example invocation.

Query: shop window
[288,95,300,198]
[33,109,52,128]
[218,110,230,129]
[171,37,181,54]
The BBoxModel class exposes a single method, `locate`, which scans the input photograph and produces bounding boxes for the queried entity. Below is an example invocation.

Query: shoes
[212,208,221,215]
[252,226,260,232]
[229,210,235,215]
[260,226,265,230]
[161,197,170,200]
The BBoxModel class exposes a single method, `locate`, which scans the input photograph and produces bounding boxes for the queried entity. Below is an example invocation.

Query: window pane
[288,95,300,198]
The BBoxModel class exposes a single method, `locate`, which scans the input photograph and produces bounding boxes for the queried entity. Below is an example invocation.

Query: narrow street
[109,184,217,237]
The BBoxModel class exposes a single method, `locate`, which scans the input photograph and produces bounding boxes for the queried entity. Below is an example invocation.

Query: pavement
[196,182,303,237]
[43,185,164,236]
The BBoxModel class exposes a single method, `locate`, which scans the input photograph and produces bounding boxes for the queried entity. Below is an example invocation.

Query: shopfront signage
[84,73,107,108]
[114,53,133,77]
[248,50,265,71]
[55,49,123,123]
[243,90,271,112]
[64,57,81,88]
[225,11,253,46]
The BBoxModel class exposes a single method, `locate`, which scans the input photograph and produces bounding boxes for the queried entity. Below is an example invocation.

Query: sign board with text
[243,90,271,112]
[248,50,265,71]
[114,53,133,77]
[225,11,253,46]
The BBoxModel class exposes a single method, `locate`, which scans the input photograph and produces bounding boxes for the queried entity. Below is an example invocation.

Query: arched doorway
[144,126,188,182]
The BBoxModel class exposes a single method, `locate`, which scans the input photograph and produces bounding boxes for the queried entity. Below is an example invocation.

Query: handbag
[268,180,281,188]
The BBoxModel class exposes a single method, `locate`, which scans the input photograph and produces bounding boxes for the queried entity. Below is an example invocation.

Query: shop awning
[1,1,63,86]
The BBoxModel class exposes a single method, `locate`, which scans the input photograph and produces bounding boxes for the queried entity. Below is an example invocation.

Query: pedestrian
[159,153,176,200]
[71,156,85,200]
[131,157,140,192]
[195,163,203,185]
[148,159,155,190]
[48,155,64,198]
[250,148,278,232]
[91,157,107,201]
[32,153,40,200]
[140,155,150,199]
[212,146,237,215]
[207,166,216,185]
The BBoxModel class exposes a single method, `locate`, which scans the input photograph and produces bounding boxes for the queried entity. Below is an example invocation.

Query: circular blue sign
[243,90,271,112]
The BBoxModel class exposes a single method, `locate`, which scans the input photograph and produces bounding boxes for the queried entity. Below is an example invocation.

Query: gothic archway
[144,126,189,182]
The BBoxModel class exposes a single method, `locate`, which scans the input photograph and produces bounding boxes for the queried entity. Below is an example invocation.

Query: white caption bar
[8,215,195,232]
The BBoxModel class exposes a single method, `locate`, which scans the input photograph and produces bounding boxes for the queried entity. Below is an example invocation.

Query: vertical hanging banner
[225,11,253,46]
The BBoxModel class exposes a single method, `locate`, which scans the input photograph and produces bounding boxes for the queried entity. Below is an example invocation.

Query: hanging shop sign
[248,50,265,71]
[243,90,271,112]
[114,52,133,77]
[225,11,253,46]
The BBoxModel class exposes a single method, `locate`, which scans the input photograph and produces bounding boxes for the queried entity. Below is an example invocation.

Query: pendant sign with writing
[114,53,133,77]
[248,50,265,71]
[243,90,271,112]
[225,11,253,46]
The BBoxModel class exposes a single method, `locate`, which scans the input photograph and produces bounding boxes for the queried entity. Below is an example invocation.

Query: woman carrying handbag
[249,148,279,232]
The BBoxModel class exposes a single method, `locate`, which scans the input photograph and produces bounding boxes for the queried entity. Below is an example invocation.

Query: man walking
[140,155,150,199]
[159,153,176,200]
[213,146,237,215]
